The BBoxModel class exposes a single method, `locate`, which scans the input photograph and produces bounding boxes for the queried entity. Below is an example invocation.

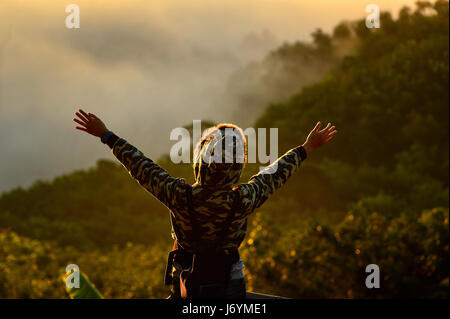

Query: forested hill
[0,1,448,298]
[254,0,449,216]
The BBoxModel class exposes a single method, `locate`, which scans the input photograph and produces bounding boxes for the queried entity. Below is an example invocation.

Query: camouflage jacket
[105,134,307,253]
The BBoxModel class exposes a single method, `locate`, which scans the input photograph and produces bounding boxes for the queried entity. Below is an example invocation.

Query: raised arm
[73,109,186,210]
[237,121,337,216]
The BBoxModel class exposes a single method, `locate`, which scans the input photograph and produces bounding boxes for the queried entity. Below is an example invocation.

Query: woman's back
[171,184,247,252]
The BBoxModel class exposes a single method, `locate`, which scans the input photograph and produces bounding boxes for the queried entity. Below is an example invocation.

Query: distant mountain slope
[0,160,173,249]
[254,1,449,215]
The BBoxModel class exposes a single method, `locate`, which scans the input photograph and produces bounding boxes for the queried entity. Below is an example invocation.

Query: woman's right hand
[302,121,337,155]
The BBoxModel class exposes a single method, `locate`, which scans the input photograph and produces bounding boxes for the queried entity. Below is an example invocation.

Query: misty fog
[0,0,415,192]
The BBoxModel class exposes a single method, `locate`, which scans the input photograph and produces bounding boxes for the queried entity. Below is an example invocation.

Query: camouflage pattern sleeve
[236,146,306,217]
[111,138,186,210]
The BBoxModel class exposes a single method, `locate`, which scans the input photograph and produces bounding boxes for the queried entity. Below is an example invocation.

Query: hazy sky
[0,0,416,192]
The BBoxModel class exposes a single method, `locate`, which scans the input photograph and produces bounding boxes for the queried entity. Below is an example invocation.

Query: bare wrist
[302,143,313,155]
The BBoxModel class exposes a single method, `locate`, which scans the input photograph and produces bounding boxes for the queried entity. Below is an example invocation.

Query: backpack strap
[185,184,202,245]
[169,185,200,251]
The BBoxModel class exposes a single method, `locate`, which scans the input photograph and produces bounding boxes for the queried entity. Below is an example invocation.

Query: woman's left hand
[73,108,109,137]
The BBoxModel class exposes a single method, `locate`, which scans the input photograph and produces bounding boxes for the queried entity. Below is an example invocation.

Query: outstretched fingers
[75,126,88,132]
[313,121,322,132]
[74,108,92,133]
[73,118,86,127]
[319,123,331,133]
[325,130,338,142]
[75,112,89,123]
[88,112,99,120]
[79,109,90,120]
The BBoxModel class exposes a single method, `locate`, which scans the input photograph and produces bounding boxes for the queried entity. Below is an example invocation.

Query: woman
[73,109,337,298]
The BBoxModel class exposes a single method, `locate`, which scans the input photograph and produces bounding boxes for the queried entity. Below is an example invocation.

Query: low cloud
[0,0,415,192]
